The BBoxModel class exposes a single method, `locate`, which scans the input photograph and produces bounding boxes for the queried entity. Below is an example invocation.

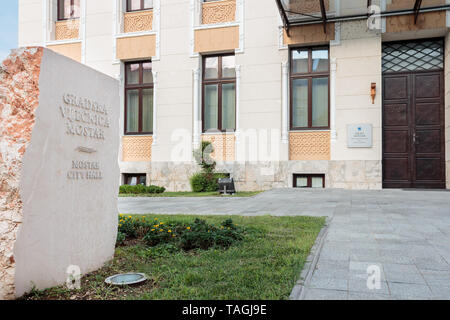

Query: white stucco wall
[18,0,44,46]
[331,20,382,162]
[149,0,196,163]
[238,0,288,162]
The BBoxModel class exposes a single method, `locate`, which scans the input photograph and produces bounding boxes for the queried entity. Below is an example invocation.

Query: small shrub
[205,175,219,192]
[178,218,243,251]
[119,184,165,194]
[191,141,228,193]
[117,215,244,252]
[118,215,138,237]
[190,172,208,192]
[116,231,126,246]
[147,185,165,194]
[143,221,176,246]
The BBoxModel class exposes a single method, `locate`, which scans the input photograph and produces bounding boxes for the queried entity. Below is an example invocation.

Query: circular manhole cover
[105,273,147,286]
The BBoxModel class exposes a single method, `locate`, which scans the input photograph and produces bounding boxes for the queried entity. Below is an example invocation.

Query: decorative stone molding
[330,58,337,140]
[116,34,156,60]
[202,0,236,25]
[283,23,335,46]
[55,19,80,40]
[202,134,235,162]
[194,26,239,52]
[152,71,158,145]
[46,42,82,62]
[289,131,331,160]
[122,136,153,162]
[281,62,289,144]
[124,10,153,33]
[193,69,201,149]
[234,65,241,153]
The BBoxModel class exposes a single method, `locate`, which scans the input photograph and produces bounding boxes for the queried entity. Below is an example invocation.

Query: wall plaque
[347,124,373,148]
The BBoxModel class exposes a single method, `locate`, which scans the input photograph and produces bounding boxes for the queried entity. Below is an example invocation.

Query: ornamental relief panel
[124,10,153,33]
[202,134,235,162]
[55,19,80,41]
[202,0,236,25]
[289,131,330,160]
[122,136,153,162]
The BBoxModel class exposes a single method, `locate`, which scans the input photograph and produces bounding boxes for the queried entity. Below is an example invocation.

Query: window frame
[290,46,330,131]
[202,53,236,133]
[57,0,80,21]
[293,174,325,188]
[123,173,147,186]
[124,61,154,135]
[126,0,153,12]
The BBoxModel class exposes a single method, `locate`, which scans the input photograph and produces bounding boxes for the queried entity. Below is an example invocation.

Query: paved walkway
[118,188,450,300]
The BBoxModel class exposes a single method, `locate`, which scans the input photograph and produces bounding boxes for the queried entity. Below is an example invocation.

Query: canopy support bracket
[319,0,327,33]
[414,0,423,24]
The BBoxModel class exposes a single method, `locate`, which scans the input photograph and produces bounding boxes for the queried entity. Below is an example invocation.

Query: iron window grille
[382,39,444,73]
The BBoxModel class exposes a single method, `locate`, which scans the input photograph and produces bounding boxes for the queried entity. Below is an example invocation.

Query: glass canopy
[276,0,450,31]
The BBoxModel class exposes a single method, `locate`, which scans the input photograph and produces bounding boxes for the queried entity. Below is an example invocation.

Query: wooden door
[382,71,445,188]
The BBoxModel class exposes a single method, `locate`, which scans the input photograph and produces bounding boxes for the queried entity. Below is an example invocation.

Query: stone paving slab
[118,188,450,300]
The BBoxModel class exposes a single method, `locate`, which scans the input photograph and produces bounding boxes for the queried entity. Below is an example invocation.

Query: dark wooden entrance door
[382,71,445,188]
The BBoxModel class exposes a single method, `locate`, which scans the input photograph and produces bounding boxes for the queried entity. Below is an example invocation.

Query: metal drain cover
[105,273,147,286]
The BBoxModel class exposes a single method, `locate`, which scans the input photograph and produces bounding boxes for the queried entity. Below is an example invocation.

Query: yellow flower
[159,229,163,232]
[168,230,172,233]
[154,225,158,228]
[154,218,158,220]
[160,222,164,225]
[128,216,131,218]
[172,235,176,238]
[187,227,191,230]
[151,229,155,231]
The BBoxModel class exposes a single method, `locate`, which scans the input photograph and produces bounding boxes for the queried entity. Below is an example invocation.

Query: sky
[0,0,18,61]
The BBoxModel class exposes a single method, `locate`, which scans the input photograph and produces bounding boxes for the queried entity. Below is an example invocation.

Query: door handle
[413,132,419,145]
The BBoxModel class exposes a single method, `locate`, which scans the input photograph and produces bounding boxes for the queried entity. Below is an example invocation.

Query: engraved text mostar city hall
[60,93,110,140]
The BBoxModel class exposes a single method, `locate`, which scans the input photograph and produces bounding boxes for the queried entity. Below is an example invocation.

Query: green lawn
[118,191,262,197]
[25,215,325,300]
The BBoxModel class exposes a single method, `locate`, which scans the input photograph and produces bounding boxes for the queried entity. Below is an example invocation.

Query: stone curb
[289,217,331,300]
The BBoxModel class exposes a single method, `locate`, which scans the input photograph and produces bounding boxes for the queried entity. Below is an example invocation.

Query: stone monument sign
[0,47,119,299]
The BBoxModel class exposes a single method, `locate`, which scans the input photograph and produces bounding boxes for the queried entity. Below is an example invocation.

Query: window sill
[202,131,236,135]
[123,133,153,136]
[126,9,153,13]
[289,129,330,132]
[56,17,80,22]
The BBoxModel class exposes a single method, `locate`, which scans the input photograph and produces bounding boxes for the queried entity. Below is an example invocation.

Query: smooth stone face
[0,47,120,298]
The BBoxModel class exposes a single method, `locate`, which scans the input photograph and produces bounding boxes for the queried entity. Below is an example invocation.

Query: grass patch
[118,191,263,197]
[24,215,325,300]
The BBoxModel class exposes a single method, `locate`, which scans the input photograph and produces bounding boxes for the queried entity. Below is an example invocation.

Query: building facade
[18,0,450,190]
